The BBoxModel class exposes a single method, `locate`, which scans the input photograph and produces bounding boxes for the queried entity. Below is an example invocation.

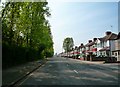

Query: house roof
[117,32,120,39]
[79,45,85,48]
[88,41,95,46]
[106,33,117,40]
[85,43,89,47]
[85,41,96,47]
[74,46,79,50]
[99,47,110,51]
[98,33,117,42]
[98,38,105,41]
[115,32,120,39]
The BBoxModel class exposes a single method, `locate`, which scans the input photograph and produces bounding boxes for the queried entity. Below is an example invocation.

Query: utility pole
[110,25,113,61]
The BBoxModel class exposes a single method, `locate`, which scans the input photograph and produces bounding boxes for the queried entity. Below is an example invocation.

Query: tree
[63,37,74,52]
[2,1,54,69]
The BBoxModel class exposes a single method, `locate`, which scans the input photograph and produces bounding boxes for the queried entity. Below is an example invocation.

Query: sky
[0,0,119,54]
[47,1,119,54]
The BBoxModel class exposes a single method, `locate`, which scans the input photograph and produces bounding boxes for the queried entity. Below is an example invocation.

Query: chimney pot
[88,40,92,43]
[81,43,83,46]
[106,31,111,35]
[93,38,97,41]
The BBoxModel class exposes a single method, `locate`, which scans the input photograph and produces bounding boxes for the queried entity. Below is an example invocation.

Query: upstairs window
[112,52,114,55]
[106,41,109,47]
[86,47,89,50]
[94,43,97,48]
[118,51,120,55]
[97,43,101,48]
[81,48,84,51]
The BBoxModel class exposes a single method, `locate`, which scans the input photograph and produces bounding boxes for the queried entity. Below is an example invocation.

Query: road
[17,57,119,86]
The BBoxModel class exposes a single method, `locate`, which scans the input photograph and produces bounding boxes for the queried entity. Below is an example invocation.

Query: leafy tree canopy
[63,37,74,52]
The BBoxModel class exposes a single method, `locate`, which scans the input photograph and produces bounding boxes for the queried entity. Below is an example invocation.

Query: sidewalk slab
[79,60,105,64]
[2,59,46,86]
[69,58,105,64]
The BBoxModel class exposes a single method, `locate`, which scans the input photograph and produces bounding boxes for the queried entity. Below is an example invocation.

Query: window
[82,48,85,51]
[94,43,97,48]
[86,47,89,50]
[106,41,109,47]
[93,52,96,55]
[101,42,103,47]
[118,51,120,55]
[115,53,117,56]
[97,43,100,47]
[104,42,107,47]
[112,52,114,55]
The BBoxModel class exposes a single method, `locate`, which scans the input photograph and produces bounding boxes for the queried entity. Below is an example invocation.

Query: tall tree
[2,1,54,69]
[63,37,74,52]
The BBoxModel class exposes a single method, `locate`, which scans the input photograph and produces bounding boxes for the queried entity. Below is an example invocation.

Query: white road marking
[74,70,78,74]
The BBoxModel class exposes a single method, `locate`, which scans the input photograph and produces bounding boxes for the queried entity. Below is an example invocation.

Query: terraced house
[111,32,120,61]
[78,43,85,60]
[60,31,119,62]
[85,40,92,61]
[74,46,80,59]
[84,38,97,61]
[97,31,117,58]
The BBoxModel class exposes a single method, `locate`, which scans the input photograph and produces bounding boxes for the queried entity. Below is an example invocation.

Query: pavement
[2,59,47,87]
[70,58,120,72]
[75,59,105,64]
[70,58,120,64]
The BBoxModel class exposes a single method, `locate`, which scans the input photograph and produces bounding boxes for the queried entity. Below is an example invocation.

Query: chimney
[93,38,97,41]
[88,40,92,43]
[106,31,112,36]
[81,43,83,46]
[75,46,77,49]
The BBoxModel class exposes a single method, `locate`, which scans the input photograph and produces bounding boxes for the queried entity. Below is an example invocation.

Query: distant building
[60,31,119,62]
[74,46,79,59]
[78,43,86,60]
[85,40,92,61]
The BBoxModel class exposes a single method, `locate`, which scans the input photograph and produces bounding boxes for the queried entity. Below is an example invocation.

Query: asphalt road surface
[17,57,119,86]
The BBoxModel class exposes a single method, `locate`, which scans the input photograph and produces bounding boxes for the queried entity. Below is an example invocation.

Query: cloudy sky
[47,0,119,54]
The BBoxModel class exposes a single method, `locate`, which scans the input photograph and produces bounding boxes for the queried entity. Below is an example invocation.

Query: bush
[2,43,44,69]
